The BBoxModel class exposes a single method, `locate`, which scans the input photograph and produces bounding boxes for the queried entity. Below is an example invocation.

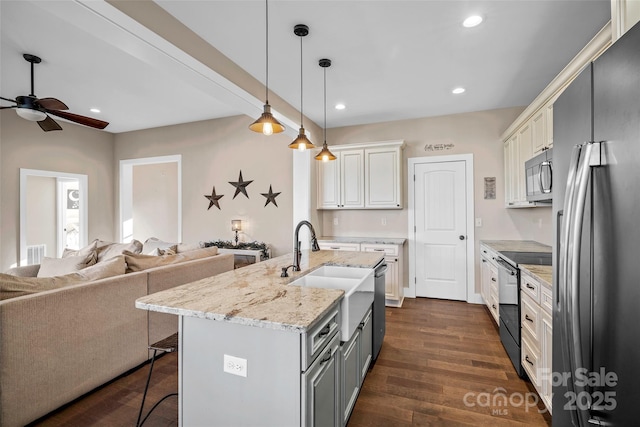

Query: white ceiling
[0,0,610,134]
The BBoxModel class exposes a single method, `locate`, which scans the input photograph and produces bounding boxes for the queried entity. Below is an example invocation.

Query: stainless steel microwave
[525,148,553,203]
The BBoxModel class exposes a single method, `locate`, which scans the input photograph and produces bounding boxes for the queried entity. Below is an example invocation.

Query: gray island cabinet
[136,250,384,427]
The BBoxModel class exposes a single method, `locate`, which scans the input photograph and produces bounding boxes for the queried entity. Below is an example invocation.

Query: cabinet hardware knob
[525,356,534,366]
[526,283,535,290]
[525,315,534,323]
[491,277,496,282]
[492,304,497,309]
[459,235,465,240]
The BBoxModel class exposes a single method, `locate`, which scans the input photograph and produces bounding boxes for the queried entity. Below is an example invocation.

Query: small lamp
[232,220,242,245]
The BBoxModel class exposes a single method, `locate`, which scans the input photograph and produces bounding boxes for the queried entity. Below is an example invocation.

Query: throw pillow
[150,245,178,256]
[37,254,96,278]
[97,240,143,262]
[72,254,127,280]
[62,240,98,264]
[124,246,218,272]
[143,237,177,255]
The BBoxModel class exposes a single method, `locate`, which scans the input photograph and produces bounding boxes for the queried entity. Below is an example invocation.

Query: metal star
[204,186,224,210]
[261,185,281,207]
[228,171,253,199]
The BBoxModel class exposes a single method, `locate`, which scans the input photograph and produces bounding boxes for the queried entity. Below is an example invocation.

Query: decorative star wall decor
[204,186,224,210]
[228,170,253,199]
[261,185,281,207]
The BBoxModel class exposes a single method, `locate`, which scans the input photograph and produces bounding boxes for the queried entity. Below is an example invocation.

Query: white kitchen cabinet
[318,242,361,252]
[531,108,546,154]
[479,244,499,326]
[364,146,401,208]
[318,150,364,209]
[520,269,552,414]
[360,243,404,307]
[504,122,535,207]
[317,140,404,210]
[545,103,554,150]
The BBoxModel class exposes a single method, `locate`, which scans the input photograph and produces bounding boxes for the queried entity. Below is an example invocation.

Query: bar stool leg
[136,349,158,427]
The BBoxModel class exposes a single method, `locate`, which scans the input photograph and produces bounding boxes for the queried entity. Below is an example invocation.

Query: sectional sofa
[0,245,234,427]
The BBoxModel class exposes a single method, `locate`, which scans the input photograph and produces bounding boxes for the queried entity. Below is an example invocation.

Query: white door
[414,161,467,300]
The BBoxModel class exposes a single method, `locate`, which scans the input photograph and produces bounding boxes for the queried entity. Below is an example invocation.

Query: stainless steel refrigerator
[553,21,640,426]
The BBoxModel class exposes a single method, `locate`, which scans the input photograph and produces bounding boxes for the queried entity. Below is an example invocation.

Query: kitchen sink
[290,266,374,341]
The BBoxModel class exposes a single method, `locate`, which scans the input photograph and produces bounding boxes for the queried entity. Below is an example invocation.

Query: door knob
[459,235,465,240]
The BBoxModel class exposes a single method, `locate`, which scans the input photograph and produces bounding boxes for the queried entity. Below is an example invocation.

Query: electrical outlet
[381,217,387,226]
[333,217,339,226]
[475,218,482,227]
[223,354,247,377]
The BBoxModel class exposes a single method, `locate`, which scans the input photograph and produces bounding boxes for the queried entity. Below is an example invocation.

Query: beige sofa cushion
[97,240,143,262]
[124,246,218,272]
[177,242,203,253]
[37,253,96,278]
[142,237,177,255]
[1,255,126,300]
[62,240,98,264]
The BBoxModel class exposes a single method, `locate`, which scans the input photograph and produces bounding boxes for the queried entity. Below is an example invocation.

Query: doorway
[119,155,182,243]
[408,155,475,301]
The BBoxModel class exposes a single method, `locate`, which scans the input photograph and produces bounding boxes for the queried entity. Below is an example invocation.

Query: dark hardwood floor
[30,298,551,426]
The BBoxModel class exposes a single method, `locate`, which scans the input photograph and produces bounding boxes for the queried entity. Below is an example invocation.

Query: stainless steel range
[495,250,551,377]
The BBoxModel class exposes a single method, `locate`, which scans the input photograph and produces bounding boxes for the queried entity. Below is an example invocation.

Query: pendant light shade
[289,24,314,151]
[315,58,337,162]
[249,0,284,135]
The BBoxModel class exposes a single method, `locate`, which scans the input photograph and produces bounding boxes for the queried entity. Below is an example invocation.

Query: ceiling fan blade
[47,110,109,130]
[37,97,68,110]
[38,115,63,132]
[1,96,17,104]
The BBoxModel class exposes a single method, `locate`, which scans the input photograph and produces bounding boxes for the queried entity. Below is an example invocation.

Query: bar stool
[136,333,179,427]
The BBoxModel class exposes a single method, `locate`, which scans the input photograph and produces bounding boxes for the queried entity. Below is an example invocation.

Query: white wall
[0,111,116,271]
[114,115,294,257]
[132,162,179,243]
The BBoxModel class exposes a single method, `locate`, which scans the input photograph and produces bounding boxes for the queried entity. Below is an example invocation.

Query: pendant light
[315,59,336,162]
[249,0,285,135]
[289,24,314,151]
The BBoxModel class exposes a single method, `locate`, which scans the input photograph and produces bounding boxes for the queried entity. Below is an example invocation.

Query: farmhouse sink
[290,266,374,341]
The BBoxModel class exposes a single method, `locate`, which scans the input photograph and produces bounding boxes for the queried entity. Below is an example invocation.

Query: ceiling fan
[0,53,109,132]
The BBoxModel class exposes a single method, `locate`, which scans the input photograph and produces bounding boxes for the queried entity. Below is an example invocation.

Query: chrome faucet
[281,220,321,277]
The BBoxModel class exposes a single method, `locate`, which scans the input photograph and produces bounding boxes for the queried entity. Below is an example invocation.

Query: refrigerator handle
[558,143,584,427]
[568,142,596,427]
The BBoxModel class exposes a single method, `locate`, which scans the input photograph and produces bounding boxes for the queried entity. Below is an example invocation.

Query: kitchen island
[136,249,384,427]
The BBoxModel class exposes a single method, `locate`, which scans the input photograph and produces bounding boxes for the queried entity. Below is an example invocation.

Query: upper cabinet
[317,140,404,210]
[503,99,554,208]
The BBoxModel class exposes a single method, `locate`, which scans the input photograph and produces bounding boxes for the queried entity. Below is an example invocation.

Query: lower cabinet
[340,306,373,426]
[520,269,552,414]
[479,244,499,325]
[303,333,341,427]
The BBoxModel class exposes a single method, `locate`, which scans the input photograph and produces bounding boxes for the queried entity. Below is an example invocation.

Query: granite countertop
[480,240,551,253]
[135,250,384,333]
[520,264,552,288]
[318,236,406,245]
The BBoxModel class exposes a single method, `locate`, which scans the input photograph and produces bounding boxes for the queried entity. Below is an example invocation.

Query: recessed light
[90,108,101,113]
[463,15,483,28]
[452,87,466,94]
[335,103,346,110]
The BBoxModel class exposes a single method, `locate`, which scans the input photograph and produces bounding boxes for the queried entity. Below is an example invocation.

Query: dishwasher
[372,259,387,361]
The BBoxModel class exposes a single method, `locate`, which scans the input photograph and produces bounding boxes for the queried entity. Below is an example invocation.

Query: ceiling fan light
[249,104,285,135]
[16,108,47,122]
[315,142,337,162]
[288,127,314,151]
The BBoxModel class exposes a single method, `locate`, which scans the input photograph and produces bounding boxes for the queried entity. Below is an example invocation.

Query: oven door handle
[494,257,517,276]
